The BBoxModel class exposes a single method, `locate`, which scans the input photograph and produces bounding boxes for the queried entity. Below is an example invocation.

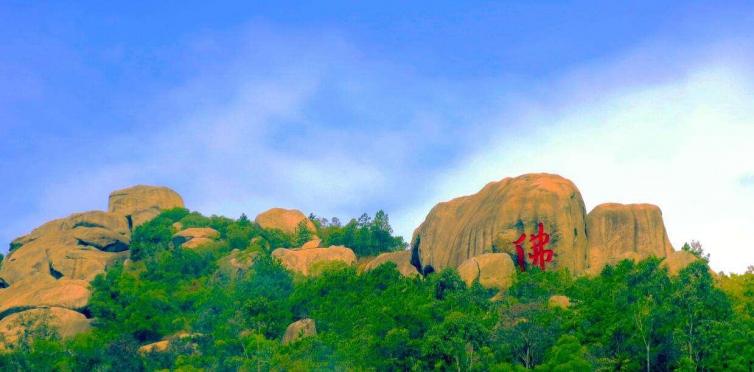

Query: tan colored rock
[301,238,321,249]
[457,253,516,291]
[0,276,91,315]
[108,185,184,228]
[218,249,258,279]
[587,203,674,274]
[137,332,200,354]
[282,318,317,344]
[272,246,356,276]
[363,251,420,277]
[411,173,589,274]
[139,340,170,353]
[663,250,700,276]
[548,295,571,309]
[0,211,130,285]
[173,227,220,249]
[255,208,316,235]
[0,307,91,347]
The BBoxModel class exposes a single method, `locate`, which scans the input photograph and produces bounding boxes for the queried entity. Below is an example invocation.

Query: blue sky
[2,1,754,272]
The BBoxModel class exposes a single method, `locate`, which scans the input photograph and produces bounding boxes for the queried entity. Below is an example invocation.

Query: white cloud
[398,43,754,273]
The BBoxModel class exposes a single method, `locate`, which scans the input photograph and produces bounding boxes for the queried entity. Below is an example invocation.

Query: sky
[1,1,753,273]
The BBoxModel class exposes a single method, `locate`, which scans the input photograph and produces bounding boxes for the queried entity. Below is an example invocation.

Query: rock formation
[0,307,91,349]
[363,250,420,277]
[0,185,184,347]
[173,227,220,249]
[272,246,356,276]
[282,318,317,344]
[586,203,674,274]
[411,173,589,274]
[457,253,516,292]
[255,208,316,235]
[108,185,184,228]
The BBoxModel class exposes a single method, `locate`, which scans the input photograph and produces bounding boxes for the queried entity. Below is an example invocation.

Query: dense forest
[0,208,752,371]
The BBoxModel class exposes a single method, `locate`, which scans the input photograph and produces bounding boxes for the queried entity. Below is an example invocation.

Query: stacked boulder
[0,185,183,347]
[410,173,698,291]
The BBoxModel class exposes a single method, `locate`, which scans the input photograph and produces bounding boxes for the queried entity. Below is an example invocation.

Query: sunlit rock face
[411,173,589,274]
[586,203,675,275]
[108,185,185,228]
[0,185,183,346]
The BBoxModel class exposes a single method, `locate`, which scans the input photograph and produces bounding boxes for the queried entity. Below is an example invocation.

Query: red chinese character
[528,222,552,270]
[513,233,527,271]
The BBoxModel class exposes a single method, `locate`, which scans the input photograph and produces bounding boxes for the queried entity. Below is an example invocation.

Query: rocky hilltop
[411,173,694,276]
[0,186,184,345]
[0,174,700,348]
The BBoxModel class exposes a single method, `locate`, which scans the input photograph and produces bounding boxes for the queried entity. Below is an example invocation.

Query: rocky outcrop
[0,277,90,316]
[457,253,516,291]
[0,307,91,348]
[0,185,183,347]
[363,251,420,277]
[411,173,589,274]
[586,203,674,274]
[282,319,317,344]
[0,211,130,286]
[173,227,220,249]
[255,208,316,235]
[108,185,184,228]
[272,246,356,276]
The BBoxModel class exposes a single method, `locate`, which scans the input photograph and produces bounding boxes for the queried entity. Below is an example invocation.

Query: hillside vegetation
[0,208,752,371]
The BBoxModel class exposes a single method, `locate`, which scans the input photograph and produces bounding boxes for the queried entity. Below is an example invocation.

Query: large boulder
[255,208,316,235]
[282,319,317,344]
[173,227,220,249]
[272,246,356,276]
[362,251,420,277]
[0,211,130,285]
[586,203,674,274]
[411,173,589,274]
[548,295,571,309]
[0,184,183,345]
[0,277,90,316]
[457,253,516,291]
[0,307,91,348]
[108,185,184,228]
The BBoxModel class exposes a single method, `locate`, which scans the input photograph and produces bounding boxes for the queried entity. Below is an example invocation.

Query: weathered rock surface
[282,319,317,344]
[173,227,220,249]
[457,253,516,291]
[363,251,420,277]
[301,238,322,249]
[0,185,183,346]
[411,173,589,274]
[663,250,700,276]
[587,203,674,274]
[0,307,91,348]
[255,208,316,235]
[0,211,130,285]
[108,185,184,228]
[272,246,356,276]
[0,277,91,315]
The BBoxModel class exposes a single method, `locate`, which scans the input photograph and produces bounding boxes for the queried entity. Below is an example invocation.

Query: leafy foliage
[312,210,407,257]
